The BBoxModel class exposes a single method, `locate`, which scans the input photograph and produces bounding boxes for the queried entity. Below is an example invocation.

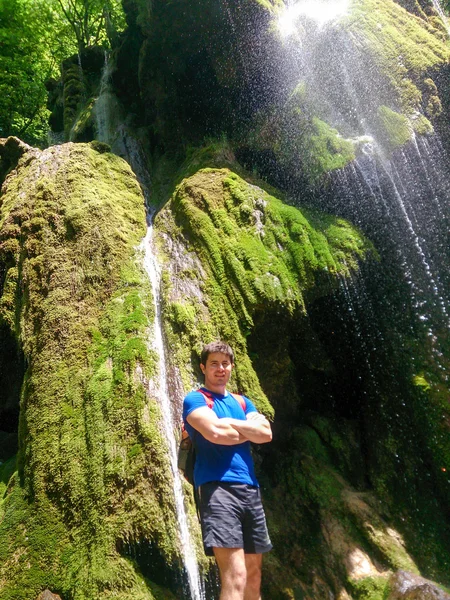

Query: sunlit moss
[248,100,356,182]
[345,0,450,130]
[348,576,390,600]
[413,373,431,391]
[155,148,372,414]
[377,105,413,150]
[0,142,179,599]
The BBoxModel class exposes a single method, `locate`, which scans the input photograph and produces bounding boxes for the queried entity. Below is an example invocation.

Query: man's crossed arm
[187,408,272,445]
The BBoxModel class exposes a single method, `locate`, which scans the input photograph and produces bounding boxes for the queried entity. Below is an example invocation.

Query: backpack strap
[197,389,247,412]
[197,388,215,409]
[230,393,246,411]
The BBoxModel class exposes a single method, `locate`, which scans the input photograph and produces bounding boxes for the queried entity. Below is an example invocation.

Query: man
[183,341,272,600]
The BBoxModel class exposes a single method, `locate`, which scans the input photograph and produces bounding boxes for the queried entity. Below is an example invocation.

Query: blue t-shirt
[182,388,259,488]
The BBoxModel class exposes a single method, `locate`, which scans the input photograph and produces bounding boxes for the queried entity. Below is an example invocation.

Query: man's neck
[203,383,227,395]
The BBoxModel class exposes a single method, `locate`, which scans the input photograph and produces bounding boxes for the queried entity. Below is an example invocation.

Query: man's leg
[213,547,247,600]
[244,553,262,600]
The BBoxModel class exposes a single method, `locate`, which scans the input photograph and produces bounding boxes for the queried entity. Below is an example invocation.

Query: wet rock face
[389,571,450,599]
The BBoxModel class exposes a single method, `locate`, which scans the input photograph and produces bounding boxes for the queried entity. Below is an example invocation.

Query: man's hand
[227,411,272,444]
[187,407,248,445]
[246,412,268,424]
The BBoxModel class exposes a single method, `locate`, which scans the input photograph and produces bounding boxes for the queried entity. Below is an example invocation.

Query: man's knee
[214,548,247,594]
[223,566,246,594]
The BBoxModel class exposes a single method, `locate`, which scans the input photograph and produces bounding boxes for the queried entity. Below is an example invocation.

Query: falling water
[142,224,205,600]
[430,0,450,36]
[277,0,350,37]
[94,58,205,600]
[93,53,123,147]
[276,0,450,358]
[354,144,450,328]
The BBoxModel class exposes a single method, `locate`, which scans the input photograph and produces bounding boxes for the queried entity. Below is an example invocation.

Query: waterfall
[93,58,205,600]
[430,0,450,36]
[141,224,205,600]
[275,0,450,371]
[93,53,123,147]
[277,0,350,36]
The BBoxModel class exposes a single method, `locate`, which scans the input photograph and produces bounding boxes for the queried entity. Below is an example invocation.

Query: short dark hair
[201,341,235,365]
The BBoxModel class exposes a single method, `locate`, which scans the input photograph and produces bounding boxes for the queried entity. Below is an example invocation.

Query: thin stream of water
[142,222,205,600]
[94,58,205,600]
[430,0,450,35]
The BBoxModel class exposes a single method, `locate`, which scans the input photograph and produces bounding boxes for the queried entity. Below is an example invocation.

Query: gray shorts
[198,481,272,556]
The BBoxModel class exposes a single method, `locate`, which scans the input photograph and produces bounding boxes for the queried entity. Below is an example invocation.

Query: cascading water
[94,57,205,600]
[275,0,450,373]
[431,0,450,35]
[141,224,205,600]
[269,0,450,534]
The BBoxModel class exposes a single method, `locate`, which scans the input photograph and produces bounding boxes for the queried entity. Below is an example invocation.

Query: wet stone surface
[389,570,450,599]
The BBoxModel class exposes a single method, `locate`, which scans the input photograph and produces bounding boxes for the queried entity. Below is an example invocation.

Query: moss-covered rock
[0,141,181,599]
[244,0,450,174]
[154,149,372,412]
[342,0,449,144]
[377,106,413,151]
[248,90,357,181]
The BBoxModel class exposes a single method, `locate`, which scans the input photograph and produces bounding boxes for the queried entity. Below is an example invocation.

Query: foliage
[53,0,126,53]
[0,0,125,146]
[0,0,58,145]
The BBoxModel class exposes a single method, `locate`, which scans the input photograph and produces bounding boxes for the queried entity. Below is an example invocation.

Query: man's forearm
[227,418,272,444]
[207,420,249,445]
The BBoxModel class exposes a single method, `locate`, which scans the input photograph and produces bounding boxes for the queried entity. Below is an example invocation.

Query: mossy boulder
[388,570,450,599]
[0,141,182,599]
[154,150,372,407]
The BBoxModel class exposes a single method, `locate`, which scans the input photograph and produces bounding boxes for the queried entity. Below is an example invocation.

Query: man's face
[200,352,234,390]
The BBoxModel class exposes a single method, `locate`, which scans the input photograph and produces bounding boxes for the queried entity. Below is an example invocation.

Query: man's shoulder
[183,389,208,416]
[184,388,206,403]
[234,394,257,414]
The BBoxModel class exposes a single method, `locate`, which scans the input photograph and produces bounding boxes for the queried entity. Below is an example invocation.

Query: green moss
[0,143,180,599]
[63,64,86,138]
[377,106,412,150]
[399,78,423,113]
[413,373,431,391]
[70,97,95,141]
[155,152,372,413]
[426,95,443,118]
[345,0,449,120]
[254,0,284,11]
[249,97,356,182]
[0,455,16,519]
[307,117,356,174]
[411,113,433,135]
[349,576,390,600]
[346,0,449,82]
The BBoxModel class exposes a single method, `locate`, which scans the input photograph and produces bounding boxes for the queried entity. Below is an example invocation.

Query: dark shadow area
[118,538,181,597]
[0,324,24,462]
[247,261,450,581]
[0,136,29,189]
